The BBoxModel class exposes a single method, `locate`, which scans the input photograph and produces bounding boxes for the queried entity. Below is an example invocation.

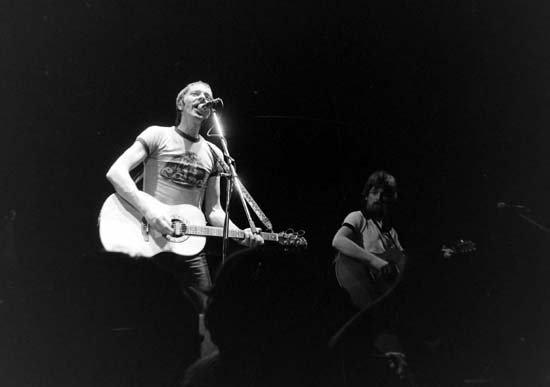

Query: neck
[378,213,393,232]
[362,209,389,230]
[177,115,202,138]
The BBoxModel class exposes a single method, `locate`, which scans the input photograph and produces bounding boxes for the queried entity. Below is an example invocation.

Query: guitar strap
[236,182,275,232]
[206,142,275,232]
[359,209,398,250]
[372,219,398,250]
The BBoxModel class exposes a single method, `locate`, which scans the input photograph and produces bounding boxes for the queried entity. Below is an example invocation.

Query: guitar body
[99,194,308,258]
[99,194,207,257]
[335,248,407,310]
[334,238,476,310]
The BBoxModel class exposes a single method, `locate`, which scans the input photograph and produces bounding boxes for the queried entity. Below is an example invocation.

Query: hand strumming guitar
[379,261,400,282]
[142,198,175,235]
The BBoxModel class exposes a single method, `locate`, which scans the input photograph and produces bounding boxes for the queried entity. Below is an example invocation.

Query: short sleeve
[341,211,364,234]
[136,126,163,157]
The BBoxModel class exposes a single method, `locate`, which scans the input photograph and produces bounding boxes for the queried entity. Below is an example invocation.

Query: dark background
[1,0,549,386]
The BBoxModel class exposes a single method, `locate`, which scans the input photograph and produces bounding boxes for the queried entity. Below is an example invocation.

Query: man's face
[365,186,395,218]
[178,83,213,121]
[366,187,384,212]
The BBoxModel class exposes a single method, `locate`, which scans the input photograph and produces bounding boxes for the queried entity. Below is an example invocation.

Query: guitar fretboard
[185,225,280,242]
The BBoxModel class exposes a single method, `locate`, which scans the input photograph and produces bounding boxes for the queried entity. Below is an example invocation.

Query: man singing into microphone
[106,81,264,359]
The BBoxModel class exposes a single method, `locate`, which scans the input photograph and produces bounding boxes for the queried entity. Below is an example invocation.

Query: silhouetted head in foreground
[183,247,337,387]
[206,247,320,356]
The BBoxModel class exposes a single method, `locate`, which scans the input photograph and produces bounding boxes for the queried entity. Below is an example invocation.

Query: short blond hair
[176,81,211,106]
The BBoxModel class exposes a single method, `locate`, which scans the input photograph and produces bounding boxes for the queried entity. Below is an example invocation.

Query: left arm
[203,176,263,247]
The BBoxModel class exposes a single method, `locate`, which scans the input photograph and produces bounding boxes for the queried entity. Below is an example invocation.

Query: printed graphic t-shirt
[136,126,225,208]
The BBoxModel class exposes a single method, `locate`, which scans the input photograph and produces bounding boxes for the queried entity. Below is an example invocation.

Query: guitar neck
[185,225,280,242]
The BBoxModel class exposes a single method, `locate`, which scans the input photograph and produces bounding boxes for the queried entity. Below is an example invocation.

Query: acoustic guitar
[98,193,307,258]
[334,239,476,310]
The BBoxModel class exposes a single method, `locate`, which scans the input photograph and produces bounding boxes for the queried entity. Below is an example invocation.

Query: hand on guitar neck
[440,239,476,259]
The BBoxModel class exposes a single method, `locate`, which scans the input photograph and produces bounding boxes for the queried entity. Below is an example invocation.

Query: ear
[176,95,185,111]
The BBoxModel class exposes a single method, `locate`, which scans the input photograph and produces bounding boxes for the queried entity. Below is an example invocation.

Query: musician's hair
[174,80,212,125]
[361,170,397,202]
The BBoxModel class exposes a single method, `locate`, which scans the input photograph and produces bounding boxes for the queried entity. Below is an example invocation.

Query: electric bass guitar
[334,239,476,310]
[98,193,307,258]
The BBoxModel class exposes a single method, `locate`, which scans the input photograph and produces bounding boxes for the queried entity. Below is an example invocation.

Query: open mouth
[192,104,205,115]
[193,102,209,113]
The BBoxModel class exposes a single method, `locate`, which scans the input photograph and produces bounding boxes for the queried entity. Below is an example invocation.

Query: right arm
[332,225,389,271]
[105,141,173,234]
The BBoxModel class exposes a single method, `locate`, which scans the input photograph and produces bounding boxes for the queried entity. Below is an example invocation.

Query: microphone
[496,201,531,213]
[197,98,224,111]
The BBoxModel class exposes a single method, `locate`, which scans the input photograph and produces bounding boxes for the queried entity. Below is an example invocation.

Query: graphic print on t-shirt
[160,152,208,188]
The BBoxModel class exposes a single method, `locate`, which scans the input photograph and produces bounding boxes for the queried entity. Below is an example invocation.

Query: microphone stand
[209,111,258,264]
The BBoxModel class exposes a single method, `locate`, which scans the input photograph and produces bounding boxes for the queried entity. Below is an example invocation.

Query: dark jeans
[153,251,213,313]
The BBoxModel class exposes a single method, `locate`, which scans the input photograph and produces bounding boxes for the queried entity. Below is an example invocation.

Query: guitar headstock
[441,239,476,258]
[277,228,308,251]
